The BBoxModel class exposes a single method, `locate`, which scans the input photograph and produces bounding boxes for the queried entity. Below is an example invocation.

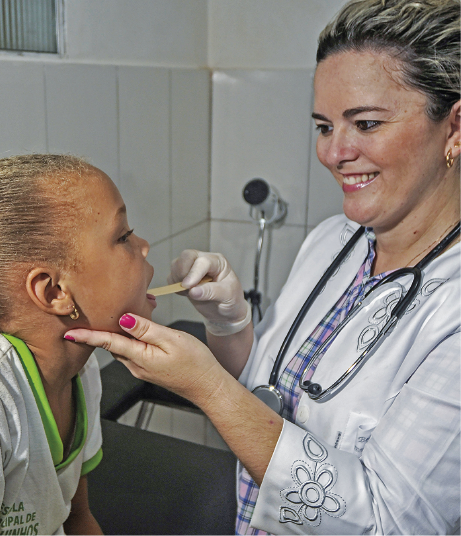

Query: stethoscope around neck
[252,222,460,415]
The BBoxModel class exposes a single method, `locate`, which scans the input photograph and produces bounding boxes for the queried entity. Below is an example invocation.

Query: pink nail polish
[119,314,136,329]
[64,335,75,341]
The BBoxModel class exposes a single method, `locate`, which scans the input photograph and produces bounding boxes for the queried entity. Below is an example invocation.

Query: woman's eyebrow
[343,106,389,118]
[312,112,330,122]
[312,106,389,122]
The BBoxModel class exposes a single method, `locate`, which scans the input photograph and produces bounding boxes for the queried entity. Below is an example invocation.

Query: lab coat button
[297,405,310,424]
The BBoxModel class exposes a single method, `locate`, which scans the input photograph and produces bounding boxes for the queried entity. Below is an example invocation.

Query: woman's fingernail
[64,335,75,341]
[120,314,136,329]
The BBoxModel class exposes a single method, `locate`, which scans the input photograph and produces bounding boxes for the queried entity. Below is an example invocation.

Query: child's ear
[26,268,74,317]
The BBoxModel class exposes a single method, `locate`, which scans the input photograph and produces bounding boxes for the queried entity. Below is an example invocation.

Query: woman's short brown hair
[317,0,460,122]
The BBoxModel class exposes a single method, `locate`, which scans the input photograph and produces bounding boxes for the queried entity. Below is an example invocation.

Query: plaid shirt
[236,229,391,535]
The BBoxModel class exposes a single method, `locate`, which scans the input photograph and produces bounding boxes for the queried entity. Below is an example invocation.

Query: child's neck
[8,317,92,401]
[26,331,92,393]
[8,318,94,453]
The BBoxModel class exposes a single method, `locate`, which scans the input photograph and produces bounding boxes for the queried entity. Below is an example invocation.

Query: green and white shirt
[0,335,102,535]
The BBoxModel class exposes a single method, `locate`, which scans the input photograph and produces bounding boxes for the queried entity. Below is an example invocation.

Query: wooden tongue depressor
[147,275,213,296]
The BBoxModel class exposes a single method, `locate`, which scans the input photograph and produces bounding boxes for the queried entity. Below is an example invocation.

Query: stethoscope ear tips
[301,379,322,396]
[307,383,322,396]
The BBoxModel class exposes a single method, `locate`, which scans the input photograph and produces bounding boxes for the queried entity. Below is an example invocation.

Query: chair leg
[134,400,155,429]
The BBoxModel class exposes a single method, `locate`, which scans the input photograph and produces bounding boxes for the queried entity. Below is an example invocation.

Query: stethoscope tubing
[268,226,365,386]
[300,265,422,401]
[255,221,460,410]
[415,222,460,271]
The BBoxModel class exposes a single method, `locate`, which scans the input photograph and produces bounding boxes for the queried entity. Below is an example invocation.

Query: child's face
[68,171,156,332]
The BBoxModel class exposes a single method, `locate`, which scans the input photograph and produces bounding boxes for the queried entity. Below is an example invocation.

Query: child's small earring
[69,305,79,320]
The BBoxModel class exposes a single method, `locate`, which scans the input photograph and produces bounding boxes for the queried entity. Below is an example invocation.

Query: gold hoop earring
[446,148,454,169]
[69,305,79,320]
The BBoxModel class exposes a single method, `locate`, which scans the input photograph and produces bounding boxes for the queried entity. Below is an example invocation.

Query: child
[0,155,156,534]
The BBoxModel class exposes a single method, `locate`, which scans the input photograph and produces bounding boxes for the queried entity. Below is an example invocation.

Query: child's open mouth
[147,294,157,307]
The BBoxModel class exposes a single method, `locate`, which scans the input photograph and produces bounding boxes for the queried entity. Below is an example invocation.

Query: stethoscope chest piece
[252,385,284,415]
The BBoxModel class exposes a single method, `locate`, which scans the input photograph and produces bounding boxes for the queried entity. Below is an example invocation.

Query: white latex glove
[168,250,251,335]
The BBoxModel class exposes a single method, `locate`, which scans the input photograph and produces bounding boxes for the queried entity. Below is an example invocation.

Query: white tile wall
[171,70,211,235]
[210,70,312,227]
[208,67,344,310]
[65,0,208,66]
[118,67,212,326]
[171,221,211,323]
[44,63,119,184]
[0,62,47,156]
[118,66,170,243]
[210,220,306,312]
[207,0,350,69]
[171,220,211,260]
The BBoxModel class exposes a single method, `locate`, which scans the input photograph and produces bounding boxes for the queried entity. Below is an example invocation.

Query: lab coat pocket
[339,412,377,457]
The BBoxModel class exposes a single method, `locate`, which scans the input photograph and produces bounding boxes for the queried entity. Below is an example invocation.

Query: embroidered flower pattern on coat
[356,278,447,352]
[356,285,402,352]
[279,433,346,526]
[404,278,447,313]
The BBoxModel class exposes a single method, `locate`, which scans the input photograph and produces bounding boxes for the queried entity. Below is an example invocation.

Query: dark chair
[87,419,237,535]
[88,321,238,535]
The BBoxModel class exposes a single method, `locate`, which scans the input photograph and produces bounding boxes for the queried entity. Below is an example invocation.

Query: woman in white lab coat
[66,0,461,533]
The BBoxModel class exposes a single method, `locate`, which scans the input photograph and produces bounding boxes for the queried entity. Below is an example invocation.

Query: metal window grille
[0,0,60,54]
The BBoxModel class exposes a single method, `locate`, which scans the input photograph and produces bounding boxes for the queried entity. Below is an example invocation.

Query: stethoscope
[252,222,460,414]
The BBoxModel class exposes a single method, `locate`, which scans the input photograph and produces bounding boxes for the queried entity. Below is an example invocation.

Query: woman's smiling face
[68,170,155,333]
[313,50,455,233]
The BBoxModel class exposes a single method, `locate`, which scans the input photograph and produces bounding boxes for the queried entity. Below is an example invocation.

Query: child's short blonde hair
[0,154,97,322]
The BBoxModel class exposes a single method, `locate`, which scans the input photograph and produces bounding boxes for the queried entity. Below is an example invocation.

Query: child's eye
[356,120,382,131]
[118,229,134,243]
[315,124,333,136]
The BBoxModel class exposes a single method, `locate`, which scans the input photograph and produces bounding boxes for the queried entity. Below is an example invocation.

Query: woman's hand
[168,250,249,330]
[168,250,254,377]
[65,313,283,487]
[65,314,224,405]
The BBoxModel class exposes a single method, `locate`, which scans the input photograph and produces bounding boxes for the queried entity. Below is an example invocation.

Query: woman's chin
[342,201,377,228]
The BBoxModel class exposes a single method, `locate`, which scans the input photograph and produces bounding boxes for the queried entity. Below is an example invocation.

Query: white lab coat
[239,214,460,535]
